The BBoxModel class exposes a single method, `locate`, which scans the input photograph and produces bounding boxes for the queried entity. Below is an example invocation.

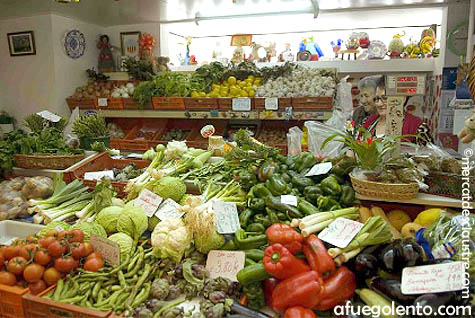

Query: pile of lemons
[191,75,262,98]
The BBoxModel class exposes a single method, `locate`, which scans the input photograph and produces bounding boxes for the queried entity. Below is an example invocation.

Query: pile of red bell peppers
[263,223,357,317]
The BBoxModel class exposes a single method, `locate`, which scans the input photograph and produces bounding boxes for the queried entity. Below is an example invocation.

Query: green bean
[124,248,144,278]
[53,279,64,301]
[127,254,139,272]
[131,282,150,308]
[60,295,86,304]
[79,282,91,294]
[92,281,102,300]
[107,290,122,305]
[110,285,121,292]
[118,270,127,289]
[97,290,106,304]
[85,300,93,309]
[115,292,130,307]
[125,263,151,307]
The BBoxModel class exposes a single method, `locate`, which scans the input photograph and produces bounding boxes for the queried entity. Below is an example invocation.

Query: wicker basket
[14,154,85,170]
[350,173,419,200]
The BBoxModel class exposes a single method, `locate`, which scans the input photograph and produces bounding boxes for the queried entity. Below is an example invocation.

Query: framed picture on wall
[120,31,141,58]
[7,31,36,56]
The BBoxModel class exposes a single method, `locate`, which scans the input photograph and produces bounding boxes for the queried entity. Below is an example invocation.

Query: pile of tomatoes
[0,229,104,295]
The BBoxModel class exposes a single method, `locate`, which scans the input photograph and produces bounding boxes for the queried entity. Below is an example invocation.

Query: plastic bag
[326,76,353,128]
[304,121,345,158]
[64,107,80,148]
[287,126,303,155]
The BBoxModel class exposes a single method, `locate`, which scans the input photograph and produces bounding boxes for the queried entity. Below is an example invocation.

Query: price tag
[98,98,108,107]
[281,195,297,207]
[37,110,61,123]
[318,218,363,248]
[90,234,120,266]
[84,170,114,181]
[206,250,246,281]
[155,198,184,221]
[232,98,251,111]
[134,189,163,217]
[127,153,143,159]
[401,261,466,295]
[265,98,278,110]
[212,201,240,234]
[201,125,216,138]
[305,162,333,177]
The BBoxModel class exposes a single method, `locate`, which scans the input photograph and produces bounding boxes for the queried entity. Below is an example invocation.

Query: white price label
[401,262,466,295]
[127,153,143,159]
[134,189,163,217]
[212,201,240,234]
[37,110,61,123]
[206,250,246,281]
[84,170,114,181]
[265,98,278,110]
[98,98,108,107]
[90,234,121,266]
[318,218,363,248]
[232,98,251,111]
[281,195,298,207]
[155,198,184,221]
[305,162,333,177]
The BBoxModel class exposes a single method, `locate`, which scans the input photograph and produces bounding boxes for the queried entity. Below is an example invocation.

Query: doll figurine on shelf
[97,35,115,73]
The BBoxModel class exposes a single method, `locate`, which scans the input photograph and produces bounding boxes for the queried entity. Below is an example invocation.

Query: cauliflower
[147,176,186,202]
[165,141,188,160]
[151,218,192,263]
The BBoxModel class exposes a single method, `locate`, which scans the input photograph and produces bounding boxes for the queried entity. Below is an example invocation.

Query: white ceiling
[0,0,448,26]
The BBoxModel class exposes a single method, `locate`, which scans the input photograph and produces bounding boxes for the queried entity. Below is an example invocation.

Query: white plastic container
[0,220,44,245]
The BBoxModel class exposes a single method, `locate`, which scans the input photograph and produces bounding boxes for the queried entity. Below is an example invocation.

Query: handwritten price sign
[134,189,163,217]
[90,234,120,266]
[401,261,466,295]
[206,250,245,281]
[318,218,363,248]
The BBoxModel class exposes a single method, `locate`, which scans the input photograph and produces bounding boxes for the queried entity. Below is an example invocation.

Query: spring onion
[292,207,359,237]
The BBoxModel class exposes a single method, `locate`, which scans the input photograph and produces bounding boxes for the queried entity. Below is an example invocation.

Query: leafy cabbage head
[108,232,133,264]
[96,206,124,234]
[117,205,148,241]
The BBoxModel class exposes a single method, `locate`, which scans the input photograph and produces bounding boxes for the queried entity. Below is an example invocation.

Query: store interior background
[0,0,473,152]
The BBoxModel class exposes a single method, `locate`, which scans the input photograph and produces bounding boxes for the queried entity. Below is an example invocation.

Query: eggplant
[379,239,425,274]
[400,239,424,266]
[354,253,379,279]
[367,277,417,305]
[230,302,271,318]
[420,258,454,266]
[413,292,455,317]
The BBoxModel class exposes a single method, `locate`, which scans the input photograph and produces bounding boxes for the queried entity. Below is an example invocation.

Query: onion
[111,92,121,98]
[121,93,130,98]
[126,83,135,89]
[127,87,134,94]
[103,89,111,96]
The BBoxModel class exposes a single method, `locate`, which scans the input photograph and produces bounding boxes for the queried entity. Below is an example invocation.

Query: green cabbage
[96,206,124,234]
[38,221,71,237]
[117,205,148,242]
[148,216,160,232]
[108,232,133,264]
[72,222,107,241]
[148,177,186,202]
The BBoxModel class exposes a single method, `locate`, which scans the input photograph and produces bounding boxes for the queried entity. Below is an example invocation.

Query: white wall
[104,23,161,58]
[445,0,470,67]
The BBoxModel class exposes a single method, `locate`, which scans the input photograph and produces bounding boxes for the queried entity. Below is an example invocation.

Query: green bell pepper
[279,164,288,173]
[266,174,291,196]
[245,258,257,266]
[291,174,315,190]
[248,184,272,199]
[285,155,297,169]
[253,214,272,228]
[317,196,341,211]
[277,212,289,221]
[291,188,301,196]
[331,156,356,177]
[330,173,345,185]
[294,152,317,172]
[239,208,254,228]
[246,223,266,233]
[320,175,342,196]
[249,198,265,212]
[221,238,237,250]
[237,263,271,286]
[280,172,291,183]
[234,229,268,250]
[244,249,265,261]
[340,185,356,206]
[303,185,323,205]
[265,207,280,223]
[237,169,257,191]
[297,198,320,215]
[265,196,303,219]
[258,160,279,182]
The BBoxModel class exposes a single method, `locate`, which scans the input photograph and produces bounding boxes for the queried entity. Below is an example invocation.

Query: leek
[296,207,359,237]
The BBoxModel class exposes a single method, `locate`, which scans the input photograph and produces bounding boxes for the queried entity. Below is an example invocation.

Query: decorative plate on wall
[64,29,85,59]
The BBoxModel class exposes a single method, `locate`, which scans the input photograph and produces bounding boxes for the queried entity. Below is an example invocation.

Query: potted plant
[73,113,110,150]
[322,121,426,200]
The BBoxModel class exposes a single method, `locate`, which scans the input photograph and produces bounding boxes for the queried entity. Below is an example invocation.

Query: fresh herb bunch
[222,61,262,81]
[191,62,227,93]
[73,114,108,138]
[133,81,155,106]
[151,72,202,97]
[260,61,297,82]
[23,113,67,134]
[124,58,155,81]
[86,68,110,81]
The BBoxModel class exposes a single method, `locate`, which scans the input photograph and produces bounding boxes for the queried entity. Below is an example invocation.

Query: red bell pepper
[266,223,304,254]
[263,278,279,308]
[272,270,322,310]
[302,234,335,279]
[284,306,317,318]
[313,266,356,311]
[263,243,310,280]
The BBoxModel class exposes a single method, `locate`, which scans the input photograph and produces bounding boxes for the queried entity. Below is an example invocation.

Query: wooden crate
[0,285,28,318]
[120,120,166,151]
[291,96,333,110]
[66,97,97,111]
[184,98,218,110]
[254,97,291,111]
[217,98,232,110]
[157,119,195,143]
[96,98,123,110]
[122,98,153,109]
[152,97,185,110]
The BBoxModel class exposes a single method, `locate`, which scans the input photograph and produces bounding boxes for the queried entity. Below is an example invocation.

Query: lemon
[199,92,206,97]
[414,209,442,226]
[240,89,248,97]
[254,79,262,86]
[219,87,229,97]
[248,75,255,81]
[210,91,219,98]
[212,84,219,90]
[248,89,255,97]
[227,76,237,85]
[191,91,200,98]
[238,81,247,88]
[230,87,240,96]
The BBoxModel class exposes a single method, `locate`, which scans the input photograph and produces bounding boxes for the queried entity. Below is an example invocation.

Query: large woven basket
[14,154,85,170]
[350,173,419,200]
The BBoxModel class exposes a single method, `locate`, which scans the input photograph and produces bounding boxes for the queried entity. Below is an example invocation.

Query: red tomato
[0,252,4,270]
[0,271,17,286]
[47,240,67,258]
[45,230,58,238]
[19,244,39,261]
[84,257,104,272]
[23,264,45,283]
[57,231,70,241]
[43,267,61,286]
[4,245,20,260]
[70,243,87,260]
[83,242,94,256]
[68,229,84,243]
[86,252,103,262]
[28,280,46,295]
[38,237,56,249]
[54,256,75,273]
[7,256,27,275]
[34,249,51,266]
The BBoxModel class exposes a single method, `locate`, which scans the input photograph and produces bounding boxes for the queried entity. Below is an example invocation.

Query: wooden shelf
[356,193,463,209]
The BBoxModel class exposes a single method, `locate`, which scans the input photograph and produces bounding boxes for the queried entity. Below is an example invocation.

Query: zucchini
[236,263,271,286]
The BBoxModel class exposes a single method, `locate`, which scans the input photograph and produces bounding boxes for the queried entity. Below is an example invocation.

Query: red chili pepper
[266,223,304,255]
[263,244,310,280]
[302,234,335,279]
[263,278,279,308]
[284,306,317,318]
[313,266,356,311]
[272,270,322,311]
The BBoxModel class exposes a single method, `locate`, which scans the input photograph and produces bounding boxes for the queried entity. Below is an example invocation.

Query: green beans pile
[43,241,158,315]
